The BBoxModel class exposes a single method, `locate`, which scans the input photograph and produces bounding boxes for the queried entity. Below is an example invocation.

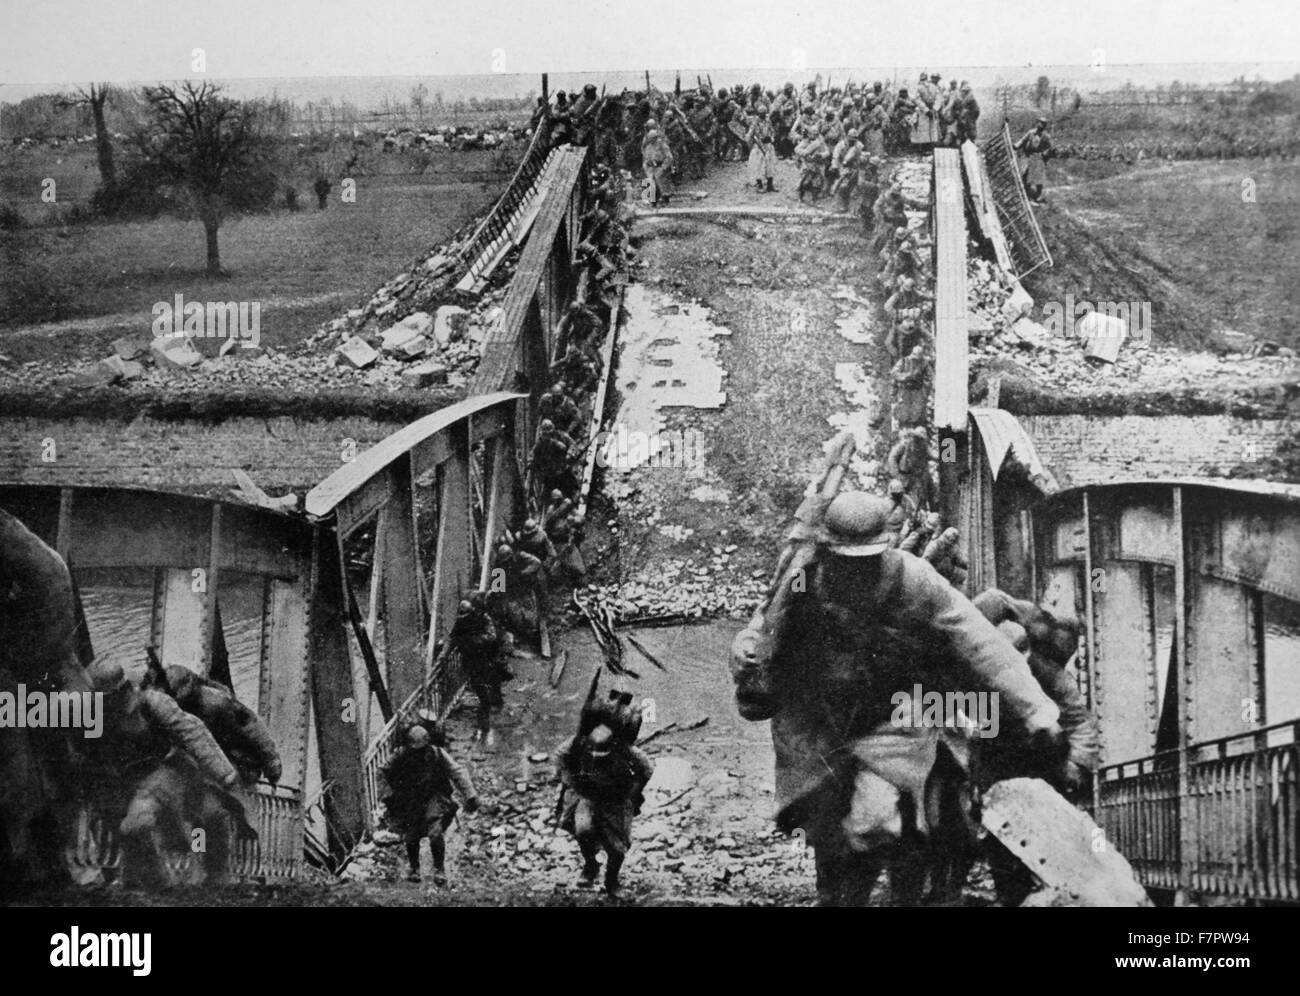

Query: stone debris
[965,255,1300,397]
[336,335,380,370]
[150,335,203,373]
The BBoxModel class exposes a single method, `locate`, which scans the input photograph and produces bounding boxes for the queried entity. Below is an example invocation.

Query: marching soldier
[729,491,1064,905]
[556,711,654,897]
[381,723,480,884]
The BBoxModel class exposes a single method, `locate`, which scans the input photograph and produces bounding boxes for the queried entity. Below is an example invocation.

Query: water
[78,568,266,715]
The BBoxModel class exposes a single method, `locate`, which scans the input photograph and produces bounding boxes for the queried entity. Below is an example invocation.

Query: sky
[2,0,1297,88]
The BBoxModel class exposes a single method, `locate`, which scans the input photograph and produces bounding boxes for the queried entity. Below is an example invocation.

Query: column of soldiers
[534,73,979,213]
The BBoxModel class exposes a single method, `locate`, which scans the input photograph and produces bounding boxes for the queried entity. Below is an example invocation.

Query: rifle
[554,664,604,827]
[730,431,858,686]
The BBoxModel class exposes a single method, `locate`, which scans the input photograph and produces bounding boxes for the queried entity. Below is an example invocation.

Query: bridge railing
[306,392,525,832]
[1099,720,1300,902]
[344,141,601,831]
[979,123,1052,279]
[454,122,557,292]
[68,782,303,884]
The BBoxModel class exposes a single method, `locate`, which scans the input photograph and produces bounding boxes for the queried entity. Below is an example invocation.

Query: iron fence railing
[68,781,303,884]
[979,123,1052,279]
[1098,750,1182,891]
[455,123,557,290]
[1099,720,1300,902]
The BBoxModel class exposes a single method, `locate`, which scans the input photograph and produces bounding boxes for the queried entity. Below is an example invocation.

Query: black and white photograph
[0,0,1296,950]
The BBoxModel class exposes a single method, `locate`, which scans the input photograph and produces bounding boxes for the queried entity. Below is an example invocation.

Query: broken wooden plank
[626,633,669,671]
[548,649,568,688]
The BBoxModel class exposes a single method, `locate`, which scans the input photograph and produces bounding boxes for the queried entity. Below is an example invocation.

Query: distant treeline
[1,84,538,141]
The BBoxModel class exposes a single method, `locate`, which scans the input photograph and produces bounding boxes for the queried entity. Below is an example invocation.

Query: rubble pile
[4,304,497,397]
[966,255,1299,398]
[581,561,770,623]
[318,295,506,390]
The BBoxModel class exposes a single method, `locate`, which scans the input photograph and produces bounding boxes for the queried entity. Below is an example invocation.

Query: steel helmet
[819,492,893,556]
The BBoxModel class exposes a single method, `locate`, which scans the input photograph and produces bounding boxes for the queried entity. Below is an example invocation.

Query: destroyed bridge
[1,97,1295,905]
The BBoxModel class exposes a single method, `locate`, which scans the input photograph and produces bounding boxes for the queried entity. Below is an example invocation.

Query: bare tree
[139,82,267,276]
[55,83,117,195]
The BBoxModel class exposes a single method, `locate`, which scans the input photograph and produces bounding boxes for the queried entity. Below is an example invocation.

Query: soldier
[531,418,577,498]
[921,526,968,588]
[884,479,917,547]
[547,511,588,588]
[832,128,864,212]
[86,659,251,889]
[685,94,716,178]
[447,599,508,745]
[494,541,547,639]
[940,79,961,145]
[641,120,674,206]
[857,155,883,234]
[515,517,557,569]
[821,109,845,147]
[899,511,942,555]
[872,188,909,252]
[550,91,573,147]
[747,103,777,192]
[543,489,576,534]
[892,344,931,426]
[539,383,580,435]
[795,128,831,202]
[589,162,618,213]
[955,82,980,144]
[886,426,936,511]
[772,82,799,158]
[571,84,600,146]
[556,715,654,896]
[381,723,480,884]
[861,99,888,158]
[729,491,1064,905]
[891,87,918,152]
[969,596,1100,906]
[1014,117,1053,202]
[885,275,933,316]
[164,665,281,787]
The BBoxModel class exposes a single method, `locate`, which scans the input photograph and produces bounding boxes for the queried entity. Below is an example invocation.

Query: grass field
[0,162,506,364]
[1025,157,1300,351]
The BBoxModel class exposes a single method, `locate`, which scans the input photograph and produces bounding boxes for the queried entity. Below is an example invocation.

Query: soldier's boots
[604,853,624,896]
[579,856,600,888]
